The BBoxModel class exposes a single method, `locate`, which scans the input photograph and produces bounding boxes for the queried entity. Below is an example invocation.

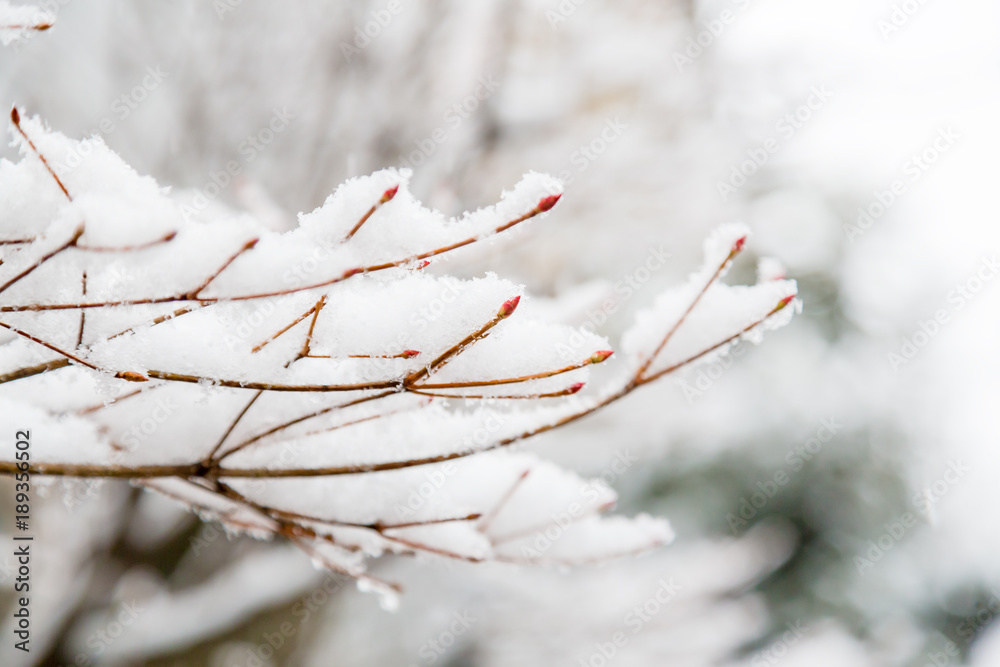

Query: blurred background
[2,0,999,665]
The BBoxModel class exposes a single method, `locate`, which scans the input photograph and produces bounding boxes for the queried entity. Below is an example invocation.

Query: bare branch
[0,358,69,384]
[0,226,83,296]
[408,382,584,400]
[405,296,520,387]
[478,469,531,533]
[182,237,259,299]
[11,107,71,201]
[632,235,746,383]
[75,231,177,252]
[343,185,398,242]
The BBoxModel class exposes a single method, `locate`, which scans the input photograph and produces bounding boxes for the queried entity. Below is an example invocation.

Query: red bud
[414,260,431,270]
[537,194,561,212]
[732,236,746,253]
[775,295,794,311]
[401,350,420,358]
[381,185,399,203]
[498,296,521,319]
[590,350,614,364]
[568,382,585,394]
[10,107,19,125]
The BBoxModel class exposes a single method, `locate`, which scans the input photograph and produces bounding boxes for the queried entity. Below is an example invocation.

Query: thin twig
[414,350,611,389]
[183,237,258,299]
[478,469,531,533]
[0,358,70,384]
[408,383,584,400]
[76,271,87,348]
[0,226,83,296]
[218,390,397,461]
[343,185,398,242]
[74,231,177,252]
[632,235,745,383]
[251,297,323,354]
[205,390,264,462]
[10,107,71,201]
[405,296,520,387]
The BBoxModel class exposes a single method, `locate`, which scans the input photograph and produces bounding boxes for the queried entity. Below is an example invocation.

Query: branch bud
[497,296,521,319]
[589,350,614,364]
[537,194,561,212]
[380,185,399,204]
[731,236,746,255]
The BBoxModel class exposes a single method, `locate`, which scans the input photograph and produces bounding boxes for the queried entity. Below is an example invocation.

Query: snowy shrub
[0,105,797,606]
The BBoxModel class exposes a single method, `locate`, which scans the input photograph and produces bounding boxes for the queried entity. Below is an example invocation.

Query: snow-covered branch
[0,109,798,604]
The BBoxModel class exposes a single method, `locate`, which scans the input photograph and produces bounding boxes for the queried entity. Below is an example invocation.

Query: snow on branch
[0,109,798,607]
[0,1,54,46]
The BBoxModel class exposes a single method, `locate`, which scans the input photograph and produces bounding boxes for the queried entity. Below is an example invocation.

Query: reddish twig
[10,107,71,201]
[343,185,398,242]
